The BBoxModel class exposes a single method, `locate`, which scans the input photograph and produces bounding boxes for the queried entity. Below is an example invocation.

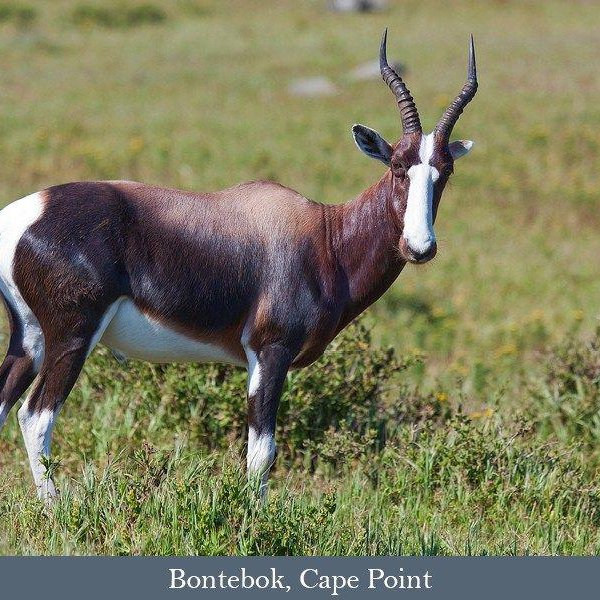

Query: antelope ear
[448,139,474,160]
[352,124,393,166]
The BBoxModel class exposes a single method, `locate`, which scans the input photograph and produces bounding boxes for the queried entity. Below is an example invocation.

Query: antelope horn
[380,28,422,134]
[435,34,478,140]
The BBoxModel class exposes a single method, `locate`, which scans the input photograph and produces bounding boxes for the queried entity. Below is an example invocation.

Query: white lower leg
[17,404,58,500]
[247,426,276,496]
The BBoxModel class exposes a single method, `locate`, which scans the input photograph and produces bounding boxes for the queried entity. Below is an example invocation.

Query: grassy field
[0,0,600,554]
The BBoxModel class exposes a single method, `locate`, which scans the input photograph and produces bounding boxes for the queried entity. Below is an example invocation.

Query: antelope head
[353,30,478,264]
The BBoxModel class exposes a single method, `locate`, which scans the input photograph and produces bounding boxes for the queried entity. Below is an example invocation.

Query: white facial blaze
[404,133,439,255]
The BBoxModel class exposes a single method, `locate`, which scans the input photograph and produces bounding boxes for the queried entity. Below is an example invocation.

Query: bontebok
[0,30,478,499]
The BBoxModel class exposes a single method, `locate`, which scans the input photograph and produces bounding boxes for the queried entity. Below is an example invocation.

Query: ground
[0,0,599,554]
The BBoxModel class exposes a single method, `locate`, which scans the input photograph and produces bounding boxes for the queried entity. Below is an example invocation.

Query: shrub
[377,414,600,525]
[0,3,36,27]
[529,327,600,446]
[175,0,212,17]
[74,320,439,466]
[71,4,166,29]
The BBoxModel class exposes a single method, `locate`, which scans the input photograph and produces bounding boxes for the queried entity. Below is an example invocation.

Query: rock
[288,77,338,97]
[350,58,405,81]
[329,0,387,12]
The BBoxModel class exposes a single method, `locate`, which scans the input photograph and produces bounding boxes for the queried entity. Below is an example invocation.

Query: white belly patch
[100,298,243,366]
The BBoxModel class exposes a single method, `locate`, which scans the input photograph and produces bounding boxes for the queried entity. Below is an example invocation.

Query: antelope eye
[391,158,405,172]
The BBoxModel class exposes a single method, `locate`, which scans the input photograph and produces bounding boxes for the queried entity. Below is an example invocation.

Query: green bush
[529,327,600,446]
[71,3,166,29]
[75,321,436,465]
[0,3,36,27]
[5,325,600,554]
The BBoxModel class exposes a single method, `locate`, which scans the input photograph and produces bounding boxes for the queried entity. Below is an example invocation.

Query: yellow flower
[494,342,518,358]
[470,407,493,420]
[528,308,545,322]
[129,136,145,154]
[451,363,469,376]
[435,392,448,403]
[432,306,447,319]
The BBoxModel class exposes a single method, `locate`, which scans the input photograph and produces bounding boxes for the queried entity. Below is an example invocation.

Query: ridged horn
[435,34,478,140]
[380,28,421,134]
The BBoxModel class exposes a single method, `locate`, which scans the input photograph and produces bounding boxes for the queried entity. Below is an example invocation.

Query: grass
[0,0,600,554]
[2,324,600,554]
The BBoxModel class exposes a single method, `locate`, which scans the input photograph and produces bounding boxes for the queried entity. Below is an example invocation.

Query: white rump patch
[100,298,243,365]
[404,133,439,254]
[0,192,46,369]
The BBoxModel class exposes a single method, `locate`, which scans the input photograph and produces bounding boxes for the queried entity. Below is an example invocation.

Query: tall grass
[1,323,600,555]
[0,0,599,555]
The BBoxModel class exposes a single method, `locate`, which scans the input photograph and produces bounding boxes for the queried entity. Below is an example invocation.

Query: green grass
[1,0,600,555]
[2,324,600,554]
